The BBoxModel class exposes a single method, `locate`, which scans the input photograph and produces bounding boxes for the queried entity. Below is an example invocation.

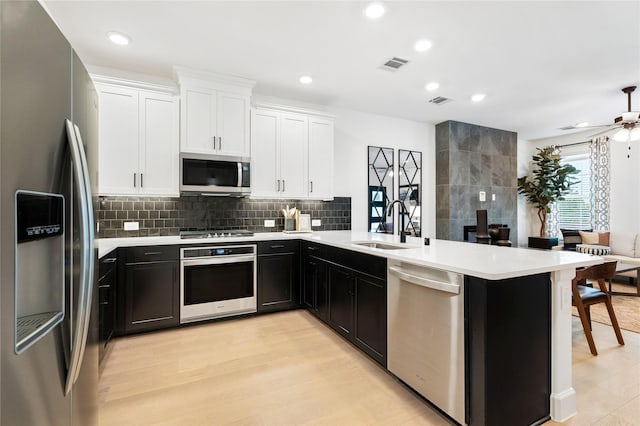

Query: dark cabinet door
[98,255,117,365]
[354,274,387,365]
[258,252,300,313]
[328,265,355,338]
[303,256,328,321]
[257,241,300,313]
[123,260,179,333]
[315,261,329,321]
[302,257,317,309]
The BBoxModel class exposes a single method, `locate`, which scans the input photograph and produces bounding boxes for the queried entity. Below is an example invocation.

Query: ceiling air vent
[381,57,409,71]
[428,96,452,106]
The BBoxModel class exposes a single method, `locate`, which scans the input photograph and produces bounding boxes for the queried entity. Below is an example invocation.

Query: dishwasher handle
[388,266,460,294]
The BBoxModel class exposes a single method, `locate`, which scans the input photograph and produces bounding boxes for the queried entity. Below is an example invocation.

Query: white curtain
[589,136,610,230]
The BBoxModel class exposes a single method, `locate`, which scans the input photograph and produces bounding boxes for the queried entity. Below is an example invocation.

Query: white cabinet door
[279,113,308,199]
[139,92,179,196]
[182,88,216,153]
[251,109,280,197]
[308,117,334,200]
[217,92,250,157]
[96,85,139,195]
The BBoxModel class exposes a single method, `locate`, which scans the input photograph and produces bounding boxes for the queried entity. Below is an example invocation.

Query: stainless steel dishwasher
[387,260,465,425]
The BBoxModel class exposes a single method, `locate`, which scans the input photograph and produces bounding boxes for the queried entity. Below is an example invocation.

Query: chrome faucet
[387,199,409,243]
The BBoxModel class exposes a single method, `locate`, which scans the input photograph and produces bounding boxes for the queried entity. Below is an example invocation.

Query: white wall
[328,107,436,236]
[521,129,640,238]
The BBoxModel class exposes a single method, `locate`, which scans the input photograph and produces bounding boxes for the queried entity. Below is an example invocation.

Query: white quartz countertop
[97,230,602,280]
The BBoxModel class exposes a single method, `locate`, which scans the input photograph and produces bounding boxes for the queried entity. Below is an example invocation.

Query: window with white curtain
[557,152,592,229]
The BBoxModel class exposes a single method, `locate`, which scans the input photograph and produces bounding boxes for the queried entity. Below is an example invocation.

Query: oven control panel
[181,245,255,259]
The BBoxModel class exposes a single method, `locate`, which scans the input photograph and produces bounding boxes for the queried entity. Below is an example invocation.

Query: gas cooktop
[179,229,254,239]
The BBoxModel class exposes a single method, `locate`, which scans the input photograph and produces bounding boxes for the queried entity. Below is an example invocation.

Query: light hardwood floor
[99,310,640,426]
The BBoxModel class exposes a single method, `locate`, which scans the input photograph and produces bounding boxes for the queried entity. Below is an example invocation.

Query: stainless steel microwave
[180,153,251,195]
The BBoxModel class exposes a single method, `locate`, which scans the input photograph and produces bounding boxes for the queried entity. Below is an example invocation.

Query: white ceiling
[44,1,640,140]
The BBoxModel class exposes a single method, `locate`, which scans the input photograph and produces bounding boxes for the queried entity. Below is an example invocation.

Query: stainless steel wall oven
[180,245,257,323]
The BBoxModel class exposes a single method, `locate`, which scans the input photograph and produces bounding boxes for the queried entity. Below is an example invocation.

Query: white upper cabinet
[139,92,179,195]
[251,103,334,200]
[251,109,280,197]
[183,89,215,152]
[279,113,309,199]
[95,78,179,196]
[96,85,139,195]
[308,117,334,200]
[175,67,255,157]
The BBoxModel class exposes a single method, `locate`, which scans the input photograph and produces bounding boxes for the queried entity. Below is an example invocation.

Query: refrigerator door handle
[63,119,95,395]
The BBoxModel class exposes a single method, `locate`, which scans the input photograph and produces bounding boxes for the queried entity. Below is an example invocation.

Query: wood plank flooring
[99,310,640,426]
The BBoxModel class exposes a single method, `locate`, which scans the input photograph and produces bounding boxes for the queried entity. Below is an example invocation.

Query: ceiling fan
[561,86,640,156]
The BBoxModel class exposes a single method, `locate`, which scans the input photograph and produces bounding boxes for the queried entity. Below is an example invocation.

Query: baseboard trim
[550,387,577,422]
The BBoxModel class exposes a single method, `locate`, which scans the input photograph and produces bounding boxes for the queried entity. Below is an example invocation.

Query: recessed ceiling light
[575,122,589,128]
[299,75,313,85]
[425,82,439,91]
[107,31,130,46]
[414,39,433,52]
[364,3,385,19]
[471,93,486,102]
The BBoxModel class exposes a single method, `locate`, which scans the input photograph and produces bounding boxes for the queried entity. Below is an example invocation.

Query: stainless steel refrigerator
[1,1,99,425]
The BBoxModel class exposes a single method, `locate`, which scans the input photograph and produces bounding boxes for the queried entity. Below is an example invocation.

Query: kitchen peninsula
[98,230,601,425]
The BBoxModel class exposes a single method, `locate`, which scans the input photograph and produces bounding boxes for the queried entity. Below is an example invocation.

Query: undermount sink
[352,241,414,250]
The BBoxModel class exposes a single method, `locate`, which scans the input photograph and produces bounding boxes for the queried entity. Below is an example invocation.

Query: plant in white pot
[517,146,579,247]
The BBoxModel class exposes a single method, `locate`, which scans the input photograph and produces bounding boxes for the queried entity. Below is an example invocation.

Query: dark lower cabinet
[118,246,180,334]
[327,264,355,338]
[303,256,328,321]
[354,273,386,364]
[98,253,117,366]
[466,273,551,426]
[303,241,387,366]
[257,241,300,313]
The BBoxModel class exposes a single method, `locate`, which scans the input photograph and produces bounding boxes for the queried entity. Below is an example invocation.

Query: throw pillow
[561,228,592,250]
[579,230,599,244]
[598,231,610,246]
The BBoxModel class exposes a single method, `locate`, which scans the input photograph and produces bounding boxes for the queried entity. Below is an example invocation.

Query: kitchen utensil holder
[284,218,296,231]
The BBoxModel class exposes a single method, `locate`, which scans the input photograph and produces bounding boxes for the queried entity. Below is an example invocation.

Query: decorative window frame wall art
[367,146,394,234]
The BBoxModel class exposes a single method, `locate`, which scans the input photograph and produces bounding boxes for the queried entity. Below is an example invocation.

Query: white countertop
[97,230,602,280]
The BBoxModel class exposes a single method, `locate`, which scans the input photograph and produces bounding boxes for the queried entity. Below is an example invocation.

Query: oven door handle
[181,255,255,267]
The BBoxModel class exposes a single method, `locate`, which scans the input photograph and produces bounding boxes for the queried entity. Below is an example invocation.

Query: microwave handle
[237,162,242,187]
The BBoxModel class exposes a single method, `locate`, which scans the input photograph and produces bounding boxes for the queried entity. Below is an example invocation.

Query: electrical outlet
[124,221,139,231]
[264,219,275,228]
[312,219,321,227]
[479,191,486,202]
[492,193,496,201]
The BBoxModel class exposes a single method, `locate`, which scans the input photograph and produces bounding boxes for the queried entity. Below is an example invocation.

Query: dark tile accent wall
[96,196,351,238]
[436,120,518,243]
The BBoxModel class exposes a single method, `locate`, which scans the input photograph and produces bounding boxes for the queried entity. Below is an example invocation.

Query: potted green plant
[517,146,579,249]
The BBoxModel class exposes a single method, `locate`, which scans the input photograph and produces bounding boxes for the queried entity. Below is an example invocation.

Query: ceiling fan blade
[559,123,616,131]
[588,125,619,138]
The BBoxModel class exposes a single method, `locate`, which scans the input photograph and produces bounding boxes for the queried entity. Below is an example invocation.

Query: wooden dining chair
[572,261,624,355]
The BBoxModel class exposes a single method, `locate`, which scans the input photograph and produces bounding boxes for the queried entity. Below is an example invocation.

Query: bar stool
[572,261,624,355]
